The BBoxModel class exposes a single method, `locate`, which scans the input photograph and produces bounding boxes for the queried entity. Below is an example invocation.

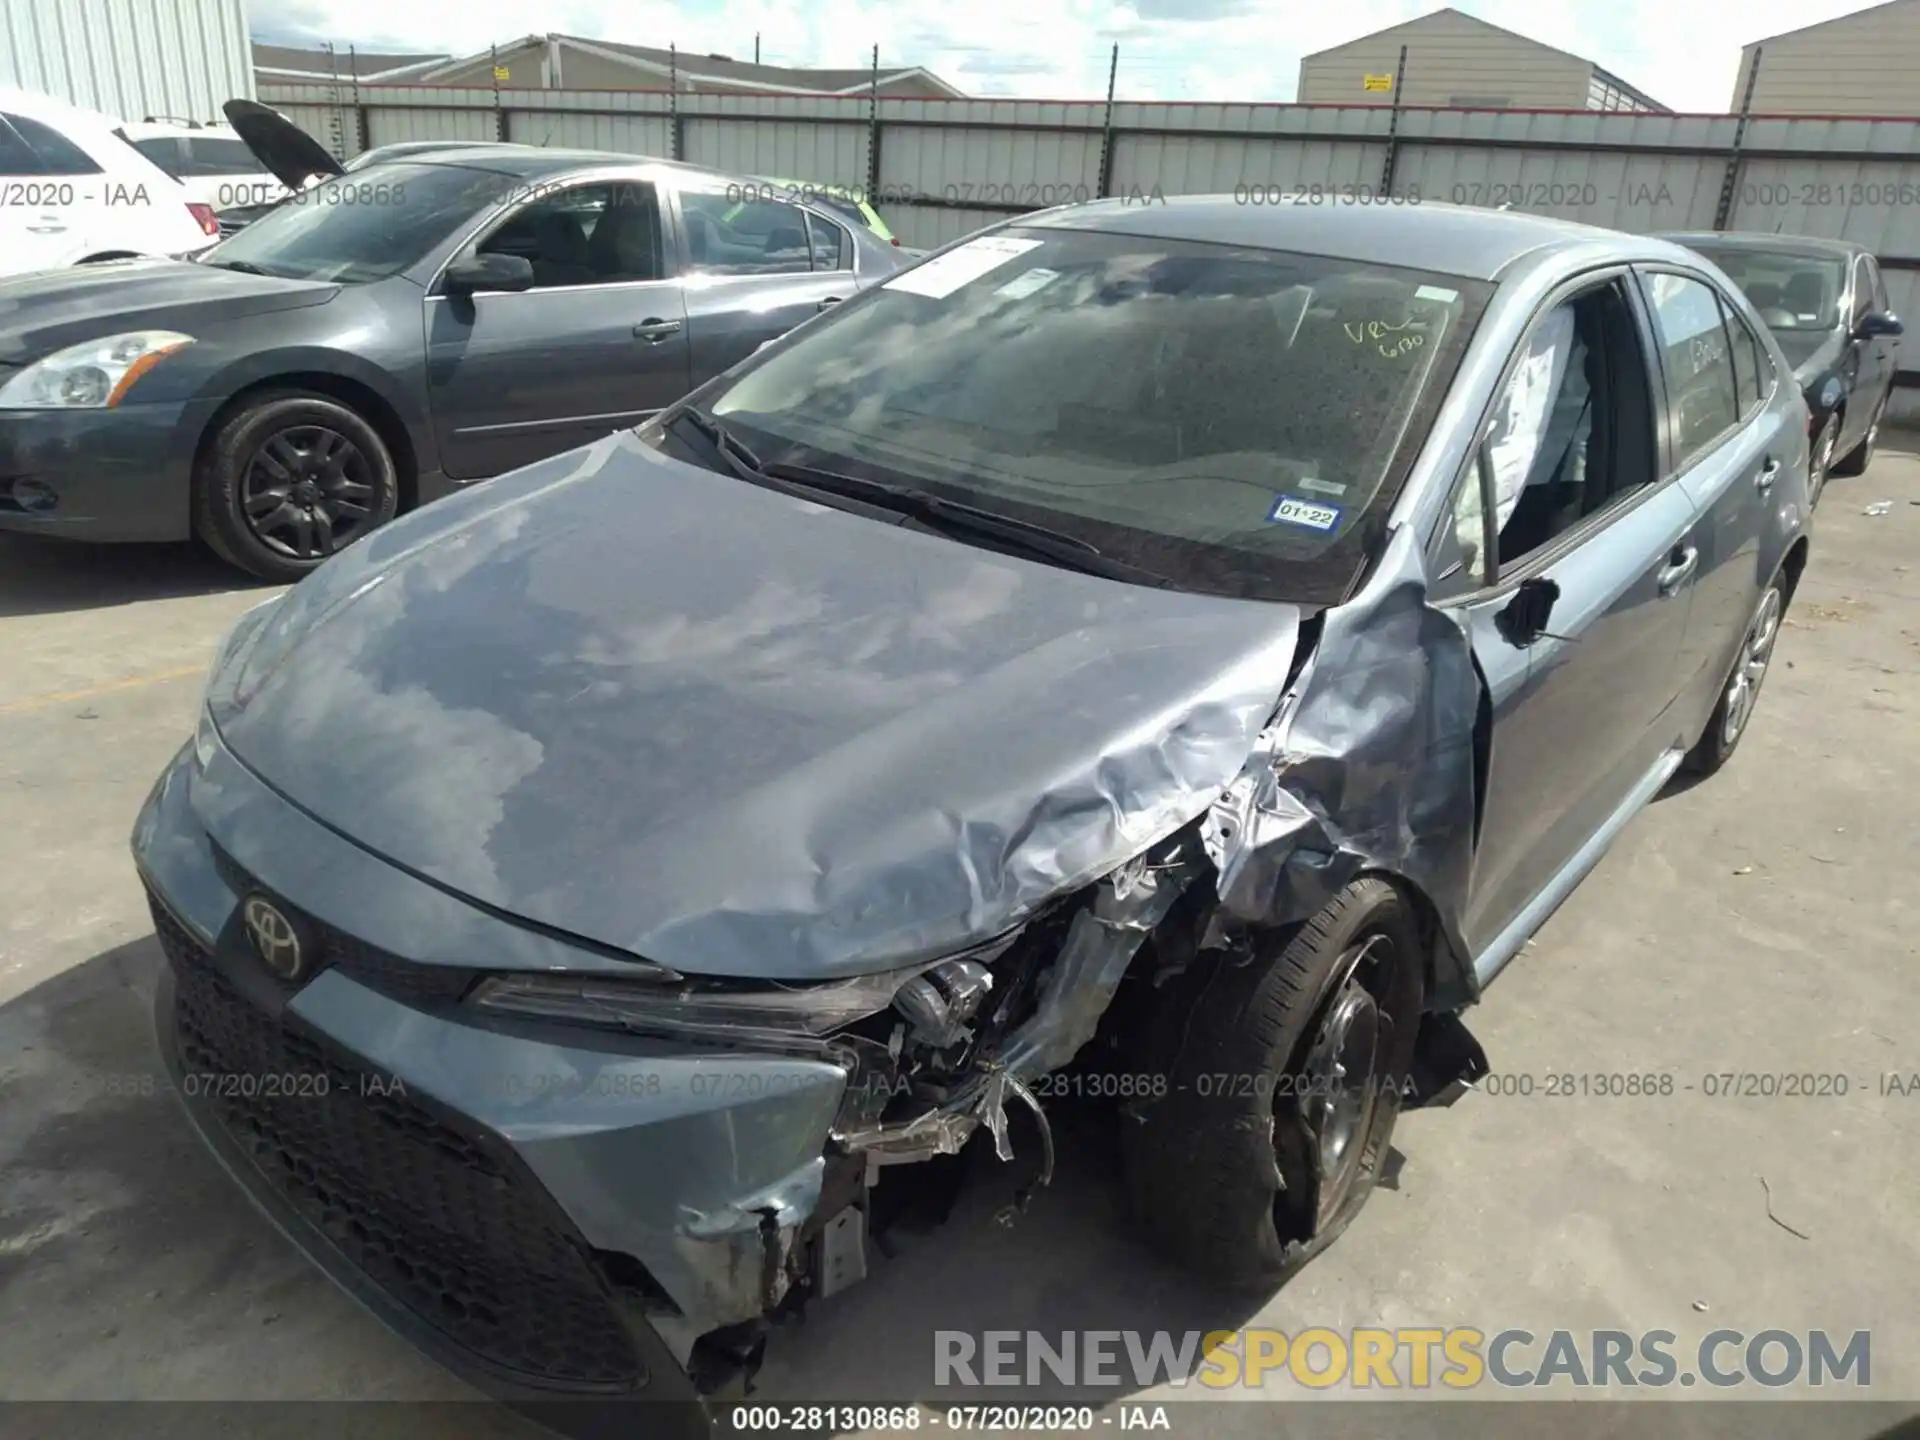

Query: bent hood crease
[211,433,1303,978]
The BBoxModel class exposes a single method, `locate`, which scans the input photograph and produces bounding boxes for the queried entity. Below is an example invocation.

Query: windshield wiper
[759,458,1176,589]
[202,258,276,277]
[667,407,1173,588]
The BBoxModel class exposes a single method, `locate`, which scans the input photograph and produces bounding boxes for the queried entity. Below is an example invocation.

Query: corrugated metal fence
[260,80,1920,419]
[1,0,253,124]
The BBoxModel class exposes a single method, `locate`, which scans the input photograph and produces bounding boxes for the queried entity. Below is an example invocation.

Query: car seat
[586,198,659,282]
[1782,271,1826,322]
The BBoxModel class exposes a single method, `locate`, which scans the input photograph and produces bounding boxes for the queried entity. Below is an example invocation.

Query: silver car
[135,198,1810,1411]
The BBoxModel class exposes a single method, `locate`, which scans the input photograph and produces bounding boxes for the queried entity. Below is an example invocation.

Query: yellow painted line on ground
[0,663,209,717]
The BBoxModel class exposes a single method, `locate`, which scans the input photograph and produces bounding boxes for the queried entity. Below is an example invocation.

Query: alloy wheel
[241,425,378,561]
[1290,933,1395,1231]
[1721,586,1782,749]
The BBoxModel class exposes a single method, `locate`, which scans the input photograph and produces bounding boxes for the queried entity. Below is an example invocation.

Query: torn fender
[1204,527,1482,998]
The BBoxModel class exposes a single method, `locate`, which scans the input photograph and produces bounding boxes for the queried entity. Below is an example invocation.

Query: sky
[253,0,1885,112]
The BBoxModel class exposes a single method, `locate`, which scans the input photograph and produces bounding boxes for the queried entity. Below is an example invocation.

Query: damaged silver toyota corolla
[134,198,1809,1414]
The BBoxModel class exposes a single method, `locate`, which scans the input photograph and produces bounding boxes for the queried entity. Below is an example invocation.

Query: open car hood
[208,433,1303,979]
[222,99,346,192]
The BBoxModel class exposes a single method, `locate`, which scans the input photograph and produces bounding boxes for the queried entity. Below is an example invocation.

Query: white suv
[120,118,287,225]
[0,87,221,277]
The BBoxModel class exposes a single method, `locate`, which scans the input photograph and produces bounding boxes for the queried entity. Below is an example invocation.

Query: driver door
[424,177,691,481]
[1432,271,1702,982]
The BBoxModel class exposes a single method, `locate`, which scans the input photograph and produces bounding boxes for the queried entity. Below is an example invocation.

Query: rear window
[1688,245,1846,333]
[707,226,1491,603]
[7,113,102,176]
[185,136,266,176]
[131,135,186,177]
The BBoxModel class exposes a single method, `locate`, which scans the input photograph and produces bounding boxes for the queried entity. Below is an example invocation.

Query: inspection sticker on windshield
[995,266,1059,300]
[885,236,1045,299]
[1415,284,1459,304]
[1268,495,1344,532]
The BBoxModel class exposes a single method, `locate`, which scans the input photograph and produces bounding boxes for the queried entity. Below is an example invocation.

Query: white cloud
[258,0,1895,111]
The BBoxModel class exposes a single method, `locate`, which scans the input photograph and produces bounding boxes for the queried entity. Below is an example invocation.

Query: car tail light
[187,203,219,237]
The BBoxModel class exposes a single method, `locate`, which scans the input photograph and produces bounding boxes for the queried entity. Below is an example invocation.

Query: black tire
[1125,877,1424,1287]
[1830,391,1886,478]
[1685,573,1785,778]
[193,392,399,582]
[1808,414,1838,510]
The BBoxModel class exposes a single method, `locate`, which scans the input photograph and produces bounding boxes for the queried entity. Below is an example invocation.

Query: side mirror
[1495,576,1561,647]
[1853,311,1904,341]
[444,252,534,295]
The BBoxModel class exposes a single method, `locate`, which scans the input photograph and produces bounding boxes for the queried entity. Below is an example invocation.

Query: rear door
[669,181,857,383]
[424,176,691,480]
[1433,269,1701,975]
[1641,268,1796,731]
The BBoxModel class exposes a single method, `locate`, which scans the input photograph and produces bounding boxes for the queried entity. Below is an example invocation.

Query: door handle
[1657,544,1698,596]
[1754,458,1779,493]
[817,296,844,310]
[26,222,68,234]
[632,318,683,343]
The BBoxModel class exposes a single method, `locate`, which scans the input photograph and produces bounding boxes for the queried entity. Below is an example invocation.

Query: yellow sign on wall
[493,65,510,82]
[1363,73,1393,91]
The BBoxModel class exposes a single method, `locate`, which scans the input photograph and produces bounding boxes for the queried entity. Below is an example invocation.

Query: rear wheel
[1685,575,1784,777]
[1830,392,1885,478]
[193,392,399,582]
[1125,878,1424,1286]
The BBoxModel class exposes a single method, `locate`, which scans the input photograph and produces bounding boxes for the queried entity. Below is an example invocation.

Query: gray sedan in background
[135,198,1809,1413]
[0,130,907,579]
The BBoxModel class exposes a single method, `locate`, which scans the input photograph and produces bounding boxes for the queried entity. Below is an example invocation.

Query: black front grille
[152,896,643,1390]
[209,844,478,1006]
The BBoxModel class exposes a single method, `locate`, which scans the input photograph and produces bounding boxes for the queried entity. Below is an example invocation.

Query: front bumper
[135,728,849,1414]
[0,400,208,542]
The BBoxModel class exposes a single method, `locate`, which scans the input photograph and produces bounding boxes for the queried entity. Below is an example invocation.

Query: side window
[476,182,663,289]
[1720,294,1764,415]
[0,116,43,175]
[1850,257,1873,327]
[1480,281,1659,573]
[806,210,850,272]
[8,114,103,176]
[1868,257,1890,313]
[1642,271,1741,472]
[131,136,187,178]
[681,191,813,275]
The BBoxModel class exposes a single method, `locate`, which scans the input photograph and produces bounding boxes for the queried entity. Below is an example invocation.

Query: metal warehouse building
[1296,7,1668,112]
[0,0,253,124]
[1733,0,1920,115]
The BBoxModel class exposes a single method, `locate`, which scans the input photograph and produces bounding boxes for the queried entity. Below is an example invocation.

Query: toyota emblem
[242,895,306,980]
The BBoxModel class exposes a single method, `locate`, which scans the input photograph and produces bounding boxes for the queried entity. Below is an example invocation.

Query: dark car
[1663,232,1903,505]
[136,200,1807,1411]
[0,124,907,580]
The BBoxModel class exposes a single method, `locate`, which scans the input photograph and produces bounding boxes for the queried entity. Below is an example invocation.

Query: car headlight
[468,968,927,1054]
[0,331,196,409]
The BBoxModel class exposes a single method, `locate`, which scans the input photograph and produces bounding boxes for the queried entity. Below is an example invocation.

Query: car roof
[1661,230,1865,260]
[1020,196,1697,283]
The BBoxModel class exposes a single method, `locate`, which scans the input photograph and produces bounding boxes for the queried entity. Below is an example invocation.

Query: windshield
[196,162,505,282]
[701,226,1489,602]
[1689,246,1846,333]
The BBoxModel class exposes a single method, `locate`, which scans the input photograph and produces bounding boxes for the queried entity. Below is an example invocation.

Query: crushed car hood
[0,259,336,363]
[211,433,1303,979]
